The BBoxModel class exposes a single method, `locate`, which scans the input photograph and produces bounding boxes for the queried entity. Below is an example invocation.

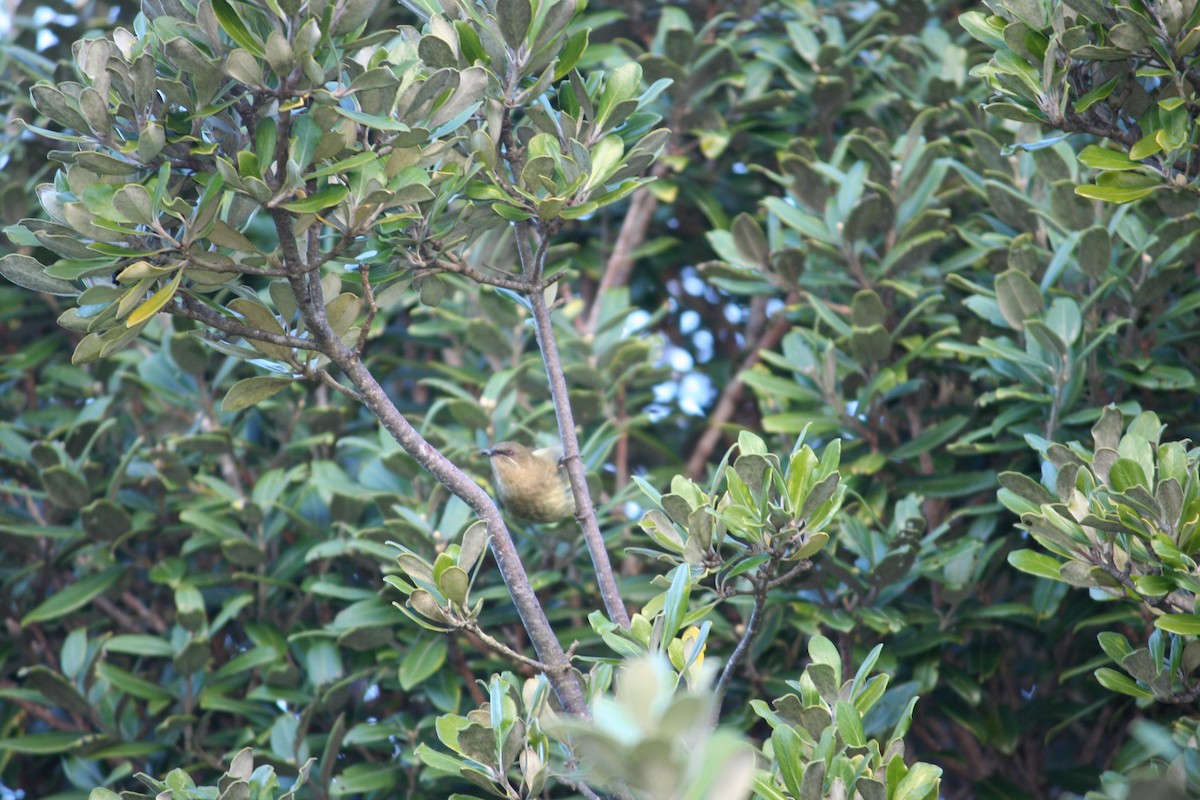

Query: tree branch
[710,563,771,726]
[516,221,632,630]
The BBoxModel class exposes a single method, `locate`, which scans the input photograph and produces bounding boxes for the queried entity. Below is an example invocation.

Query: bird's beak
[479,448,493,457]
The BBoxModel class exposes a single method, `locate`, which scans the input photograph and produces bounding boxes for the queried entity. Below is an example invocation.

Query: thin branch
[183,257,288,278]
[447,637,488,706]
[717,557,812,596]
[432,252,536,292]
[517,222,632,630]
[710,562,772,726]
[119,590,170,634]
[356,262,377,358]
[308,366,363,402]
[93,595,140,632]
[173,294,319,351]
[462,621,552,671]
[1161,680,1200,704]
[558,775,605,800]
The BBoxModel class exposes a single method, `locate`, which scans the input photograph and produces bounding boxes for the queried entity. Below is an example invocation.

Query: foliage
[1001,405,1200,725]
[961,0,1200,202]
[3,0,1200,797]
[752,636,939,800]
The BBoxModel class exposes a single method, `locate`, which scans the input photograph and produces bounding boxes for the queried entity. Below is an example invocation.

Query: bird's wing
[532,444,565,466]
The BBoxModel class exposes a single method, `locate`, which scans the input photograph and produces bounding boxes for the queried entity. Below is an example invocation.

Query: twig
[462,621,552,671]
[517,222,632,630]
[355,262,377,358]
[447,638,488,706]
[173,294,319,351]
[710,562,772,726]
[433,252,536,293]
[307,366,363,402]
[119,590,169,634]
[93,595,143,633]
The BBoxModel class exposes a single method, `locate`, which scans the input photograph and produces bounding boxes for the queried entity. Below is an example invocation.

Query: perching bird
[481,441,576,523]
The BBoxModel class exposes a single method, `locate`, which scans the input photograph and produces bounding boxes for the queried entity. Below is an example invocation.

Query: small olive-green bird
[481,441,576,523]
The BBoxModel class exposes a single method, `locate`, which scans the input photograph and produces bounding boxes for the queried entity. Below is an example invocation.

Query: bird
[481,441,576,523]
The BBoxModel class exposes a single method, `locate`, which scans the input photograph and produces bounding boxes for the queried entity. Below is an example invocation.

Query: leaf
[1077,145,1144,171]
[1094,667,1154,698]
[210,0,264,56]
[958,10,1007,48]
[281,185,350,213]
[994,268,1042,329]
[892,762,942,800]
[732,213,769,267]
[0,254,78,296]
[660,565,691,640]
[41,466,90,509]
[1007,549,1065,580]
[890,415,968,460]
[126,270,182,327]
[1073,76,1119,112]
[834,699,866,746]
[21,567,126,626]
[222,376,295,411]
[1155,613,1200,635]
[1074,182,1159,203]
[399,636,448,690]
[0,732,88,754]
[495,0,531,49]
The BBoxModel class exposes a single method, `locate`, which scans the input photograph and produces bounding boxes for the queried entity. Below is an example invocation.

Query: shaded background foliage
[2,0,1200,797]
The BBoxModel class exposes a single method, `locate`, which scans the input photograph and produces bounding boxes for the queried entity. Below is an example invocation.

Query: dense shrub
[1,0,1198,797]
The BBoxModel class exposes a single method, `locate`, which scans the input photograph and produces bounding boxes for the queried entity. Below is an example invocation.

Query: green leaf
[1094,667,1154,698]
[890,415,968,460]
[1108,457,1148,490]
[210,0,264,56]
[105,635,177,657]
[95,661,176,703]
[834,699,866,746]
[994,268,1042,329]
[1077,145,1145,171]
[281,185,350,213]
[660,564,691,641]
[1074,183,1159,203]
[1007,549,1065,580]
[0,732,88,754]
[1073,76,1119,112]
[595,62,642,131]
[496,0,531,49]
[958,10,1007,48]
[400,636,448,690]
[21,567,125,626]
[0,254,78,296]
[1155,613,1200,635]
[893,762,942,800]
[222,376,295,411]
